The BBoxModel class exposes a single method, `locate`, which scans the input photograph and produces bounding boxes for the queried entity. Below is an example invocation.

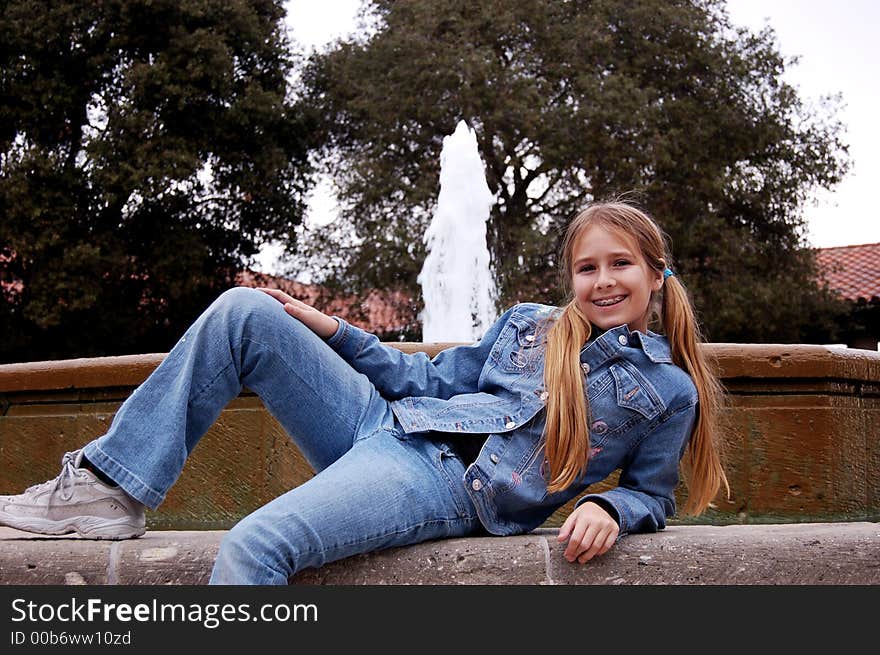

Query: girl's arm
[326,305,518,400]
[558,402,697,562]
[258,286,518,400]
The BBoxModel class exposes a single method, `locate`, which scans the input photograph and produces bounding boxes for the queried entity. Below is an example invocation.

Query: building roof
[235,270,417,336]
[815,242,880,302]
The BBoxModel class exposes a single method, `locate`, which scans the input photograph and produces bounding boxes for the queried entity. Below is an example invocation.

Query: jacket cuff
[325,315,353,349]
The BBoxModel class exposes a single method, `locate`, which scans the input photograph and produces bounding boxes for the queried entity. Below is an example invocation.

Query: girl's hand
[557,501,619,563]
[256,287,339,339]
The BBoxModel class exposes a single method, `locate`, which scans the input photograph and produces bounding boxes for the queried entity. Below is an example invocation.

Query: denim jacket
[326,302,698,537]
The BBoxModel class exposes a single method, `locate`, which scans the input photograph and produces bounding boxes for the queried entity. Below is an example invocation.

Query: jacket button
[618,334,628,346]
[581,362,590,374]
[539,391,549,401]
[471,479,483,491]
[525,334,535,342]
[490,453,500,463]
[505,420,516,429]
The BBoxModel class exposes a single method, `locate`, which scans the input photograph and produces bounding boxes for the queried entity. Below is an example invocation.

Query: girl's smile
[592,294,627,307]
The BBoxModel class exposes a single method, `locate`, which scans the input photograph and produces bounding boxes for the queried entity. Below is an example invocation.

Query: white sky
[263,0,879,272]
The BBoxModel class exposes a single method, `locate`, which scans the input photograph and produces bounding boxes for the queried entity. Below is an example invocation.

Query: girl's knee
[207,286,286,332]
[214,286,271,313]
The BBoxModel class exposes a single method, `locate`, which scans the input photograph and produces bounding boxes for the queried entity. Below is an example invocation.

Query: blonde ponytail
[543,301,592,493]
[662,275,729,514]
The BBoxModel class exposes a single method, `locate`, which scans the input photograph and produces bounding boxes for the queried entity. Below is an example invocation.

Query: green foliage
[300,0,850,342]
[0,0,312,362]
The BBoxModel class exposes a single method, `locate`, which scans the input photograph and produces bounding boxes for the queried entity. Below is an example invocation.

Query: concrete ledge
[1,523,877,585]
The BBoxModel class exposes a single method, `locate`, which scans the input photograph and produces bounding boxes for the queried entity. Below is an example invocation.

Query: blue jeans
[82,287,484,584]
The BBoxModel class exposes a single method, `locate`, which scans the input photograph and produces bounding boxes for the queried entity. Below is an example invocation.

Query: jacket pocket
[585,361,665,447]
[489,313,544,374]
[611,360,665,419]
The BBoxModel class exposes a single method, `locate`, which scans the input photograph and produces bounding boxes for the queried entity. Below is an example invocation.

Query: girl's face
[570,224,664,334]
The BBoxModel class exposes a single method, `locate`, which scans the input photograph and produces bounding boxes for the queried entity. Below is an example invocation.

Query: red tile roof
[816,242,880,302]
[235,270,417,335]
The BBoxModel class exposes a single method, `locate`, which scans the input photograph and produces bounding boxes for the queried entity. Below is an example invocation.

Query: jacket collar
[579,324,673,369]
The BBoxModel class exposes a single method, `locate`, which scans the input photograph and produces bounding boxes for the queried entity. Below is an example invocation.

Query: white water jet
[417,120,498,342]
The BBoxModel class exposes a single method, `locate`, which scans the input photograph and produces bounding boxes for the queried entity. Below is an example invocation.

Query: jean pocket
[388,426,412,441]
[436,448,470,519]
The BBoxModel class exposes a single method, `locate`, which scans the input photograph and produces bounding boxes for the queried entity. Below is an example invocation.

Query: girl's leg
[209,428,483,585]
[83,286,391,509]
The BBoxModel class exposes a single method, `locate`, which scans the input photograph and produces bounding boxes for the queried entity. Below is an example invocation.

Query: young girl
[0,201,727,584]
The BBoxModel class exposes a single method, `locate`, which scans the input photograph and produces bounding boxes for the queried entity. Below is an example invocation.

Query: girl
[0,201,727,584]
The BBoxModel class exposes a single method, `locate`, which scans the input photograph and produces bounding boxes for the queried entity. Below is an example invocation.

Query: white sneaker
[0,450,145,539]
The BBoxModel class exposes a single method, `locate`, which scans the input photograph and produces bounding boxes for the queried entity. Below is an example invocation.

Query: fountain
[417,120,498,342]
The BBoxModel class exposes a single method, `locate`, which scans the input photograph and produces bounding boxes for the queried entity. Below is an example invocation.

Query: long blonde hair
[542,202,728,515]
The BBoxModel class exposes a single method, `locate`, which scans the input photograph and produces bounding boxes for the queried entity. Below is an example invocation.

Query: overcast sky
[272,0,879,276]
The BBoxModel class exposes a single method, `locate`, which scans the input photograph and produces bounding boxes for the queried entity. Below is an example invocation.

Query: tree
[300,0,849,342]
[0,0,313,362]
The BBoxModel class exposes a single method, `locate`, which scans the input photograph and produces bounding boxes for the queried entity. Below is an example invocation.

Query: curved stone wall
[1,343,877,529]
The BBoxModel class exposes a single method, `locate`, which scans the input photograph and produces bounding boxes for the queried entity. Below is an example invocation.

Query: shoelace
[24,451,81,501]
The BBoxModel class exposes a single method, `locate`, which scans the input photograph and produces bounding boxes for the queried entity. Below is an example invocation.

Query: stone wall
[1,343,877,529]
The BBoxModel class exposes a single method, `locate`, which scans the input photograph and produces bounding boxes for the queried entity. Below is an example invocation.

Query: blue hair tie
[663,268,675,279]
